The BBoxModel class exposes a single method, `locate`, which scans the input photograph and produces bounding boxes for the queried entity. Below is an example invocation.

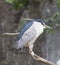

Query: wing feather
[15,24,36,49]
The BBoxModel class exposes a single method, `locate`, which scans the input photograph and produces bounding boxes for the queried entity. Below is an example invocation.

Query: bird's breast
[34,22,44,37]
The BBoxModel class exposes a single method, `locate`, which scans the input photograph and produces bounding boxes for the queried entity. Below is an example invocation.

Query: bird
[13,19,52,54]
[11,19,56,65]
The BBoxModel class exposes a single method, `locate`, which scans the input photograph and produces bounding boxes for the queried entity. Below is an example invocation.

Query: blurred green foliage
[5,0,60,19]
[5,0,28,10]
[5,0,60,33]
[55,0,60,18]
[56,0,60,9]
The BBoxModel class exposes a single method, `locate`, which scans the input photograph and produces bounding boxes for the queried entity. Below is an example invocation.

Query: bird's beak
[43,23,52,29]
[45,25,52,29]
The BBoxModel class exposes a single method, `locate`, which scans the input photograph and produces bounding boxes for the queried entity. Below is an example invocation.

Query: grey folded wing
[14,25,37,49]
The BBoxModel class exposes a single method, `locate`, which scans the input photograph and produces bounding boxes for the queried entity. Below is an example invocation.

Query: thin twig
[3,33,19,35]
[23,18,34,20]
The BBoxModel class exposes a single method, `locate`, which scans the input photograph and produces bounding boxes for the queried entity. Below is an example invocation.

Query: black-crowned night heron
[11,19,56,65]
[13,19,51,53]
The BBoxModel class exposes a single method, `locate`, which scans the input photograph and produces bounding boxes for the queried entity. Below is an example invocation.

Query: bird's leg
[28,42,34,54]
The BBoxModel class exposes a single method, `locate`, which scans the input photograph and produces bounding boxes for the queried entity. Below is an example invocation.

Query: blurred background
[0,0,60,65]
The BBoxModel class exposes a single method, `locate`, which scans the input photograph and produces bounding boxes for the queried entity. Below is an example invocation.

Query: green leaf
[5,0,28,10]
[5,0,14,3]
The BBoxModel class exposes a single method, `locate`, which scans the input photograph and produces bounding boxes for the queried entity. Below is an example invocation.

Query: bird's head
[33,19,52,29]
[42,23,52,29]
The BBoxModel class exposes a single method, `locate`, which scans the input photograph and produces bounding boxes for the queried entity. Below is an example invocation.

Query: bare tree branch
[3,33,19,35]
[30,51,56,65]
[3,32,56,65]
